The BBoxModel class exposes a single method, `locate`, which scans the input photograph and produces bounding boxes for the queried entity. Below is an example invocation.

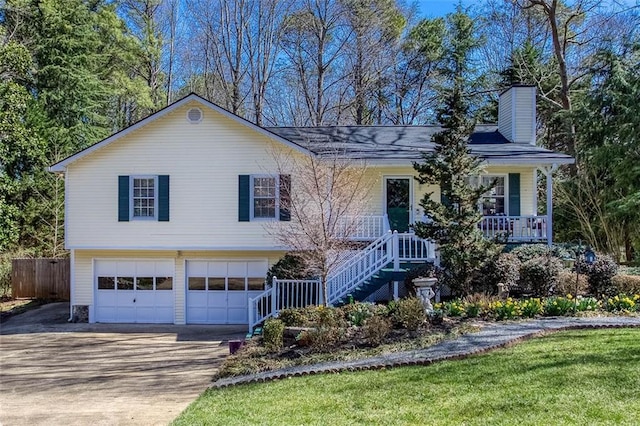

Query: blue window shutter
[279,174,291,221]
[118,176,130,222]
[158,175,170,221]
[508,173,521,216]
[238,175,250,222]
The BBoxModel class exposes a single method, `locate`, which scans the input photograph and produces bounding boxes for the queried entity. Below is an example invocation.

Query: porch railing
[336,214,389,240]
[479,215,548,242]
[398,232,437,261]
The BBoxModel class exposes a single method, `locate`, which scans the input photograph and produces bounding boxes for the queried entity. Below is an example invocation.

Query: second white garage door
[186,260,268,324]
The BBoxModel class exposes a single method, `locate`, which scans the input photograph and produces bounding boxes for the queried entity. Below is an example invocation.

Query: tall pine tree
[412,8,498,295]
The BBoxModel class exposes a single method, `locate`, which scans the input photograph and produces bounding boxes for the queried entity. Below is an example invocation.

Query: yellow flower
[567,294,573,299]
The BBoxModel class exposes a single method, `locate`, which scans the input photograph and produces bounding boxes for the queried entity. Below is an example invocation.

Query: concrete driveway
[0,303,245,426]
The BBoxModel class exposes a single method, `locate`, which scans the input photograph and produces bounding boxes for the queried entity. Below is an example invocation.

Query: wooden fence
[11,258,70,300]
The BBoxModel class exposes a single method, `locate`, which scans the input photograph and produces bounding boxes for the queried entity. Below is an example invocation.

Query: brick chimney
[497,85,536,145]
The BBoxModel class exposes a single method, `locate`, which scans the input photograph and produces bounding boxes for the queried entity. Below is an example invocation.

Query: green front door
[386,178,411,232]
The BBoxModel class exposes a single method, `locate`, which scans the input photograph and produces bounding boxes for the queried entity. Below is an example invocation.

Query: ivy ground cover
[173,328,640,426]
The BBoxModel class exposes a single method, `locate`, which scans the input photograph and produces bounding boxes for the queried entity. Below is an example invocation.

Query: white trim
[66,245,290,251]
[511,89,516,143]
[533,168,538,215]
[69,249,75,321]
[49,94,313,172]
[531,87,537,145]
[90,258,96,323]
[63,170,69,249]
[361,158,574,167]
[383,176,414,230]
[130,175,158,220]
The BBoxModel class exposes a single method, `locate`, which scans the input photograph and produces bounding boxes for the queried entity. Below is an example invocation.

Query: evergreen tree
[412,8,499,295]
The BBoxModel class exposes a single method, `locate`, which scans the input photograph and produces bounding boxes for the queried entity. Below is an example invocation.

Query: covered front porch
[340,212,550,244]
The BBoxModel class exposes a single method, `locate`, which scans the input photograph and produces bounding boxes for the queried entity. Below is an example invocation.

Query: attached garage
[95,259,174,323]
[186,260,268,324]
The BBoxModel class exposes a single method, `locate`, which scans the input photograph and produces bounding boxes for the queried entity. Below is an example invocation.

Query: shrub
[315,305,344,328]
[543,296,575,316]
[555,271,588,296]
[296,327,345,352]
[266,253,310,284]
[510,244,571,263]
[604,294,638,313]
[391,297,426,332]
[277,308,307,327]
[612,275,640,295]
[518,256,562,297]
[341,302,374,326]
[476,253,521,294]
[362,315,392,346]
[263,319,285,351]
[580,255,618,297]
[520,298,543,318]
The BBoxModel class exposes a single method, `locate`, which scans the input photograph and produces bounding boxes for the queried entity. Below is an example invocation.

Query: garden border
[211,316,640,388]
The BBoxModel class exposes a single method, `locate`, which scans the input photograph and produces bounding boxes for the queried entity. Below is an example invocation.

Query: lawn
[173,328,640,426]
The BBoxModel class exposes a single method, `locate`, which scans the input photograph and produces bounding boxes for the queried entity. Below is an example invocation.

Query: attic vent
[187,108,203,123]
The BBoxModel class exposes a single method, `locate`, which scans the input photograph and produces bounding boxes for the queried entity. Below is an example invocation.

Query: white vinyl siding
[65,102,303,250]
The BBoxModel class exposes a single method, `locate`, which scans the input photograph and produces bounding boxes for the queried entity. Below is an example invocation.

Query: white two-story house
[50,85,573,325]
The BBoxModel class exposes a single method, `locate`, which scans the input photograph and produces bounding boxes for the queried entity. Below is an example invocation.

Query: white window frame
[130,175,158,220]
[474,174,508,216]
[250,175,279,221]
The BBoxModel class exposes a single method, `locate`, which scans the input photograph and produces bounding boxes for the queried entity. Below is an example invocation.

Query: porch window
[480,175,505,215]
[468,175,506,215]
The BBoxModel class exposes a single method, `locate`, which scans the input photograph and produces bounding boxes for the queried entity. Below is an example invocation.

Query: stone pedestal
[412,277,438,312]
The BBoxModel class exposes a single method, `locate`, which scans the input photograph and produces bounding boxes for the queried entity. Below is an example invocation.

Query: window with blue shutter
[238,175,250,222]
[119,175,169,221]
[118,176,130,222]
[158,175,170,221]
[279,174,291,221]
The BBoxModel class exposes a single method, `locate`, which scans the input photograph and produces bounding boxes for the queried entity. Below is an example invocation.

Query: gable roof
[266,125,575,166]
[49,93,313,172]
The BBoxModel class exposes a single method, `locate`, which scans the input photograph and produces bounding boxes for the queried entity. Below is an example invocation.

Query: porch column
[541,165,558,246]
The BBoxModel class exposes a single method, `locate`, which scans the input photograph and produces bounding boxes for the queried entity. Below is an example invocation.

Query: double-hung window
[132,177,157,219]
[478,175,506,215]
[251,176,278,219]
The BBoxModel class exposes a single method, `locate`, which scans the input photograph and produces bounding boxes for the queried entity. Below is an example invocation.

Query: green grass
[173,328,640,426]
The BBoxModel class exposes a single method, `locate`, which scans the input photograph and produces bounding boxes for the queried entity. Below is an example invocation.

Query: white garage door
[95,260,174,323]
[186,260,268,324]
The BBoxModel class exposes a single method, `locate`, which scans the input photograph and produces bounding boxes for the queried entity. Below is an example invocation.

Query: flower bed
[435,293,639,320]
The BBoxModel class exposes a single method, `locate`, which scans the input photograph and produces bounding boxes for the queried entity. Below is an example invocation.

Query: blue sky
[416,0,467,17]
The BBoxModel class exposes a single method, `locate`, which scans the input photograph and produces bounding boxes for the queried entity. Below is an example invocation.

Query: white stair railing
[248,277,323,332]
[249,226,438,331]
[326,231,397,305]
